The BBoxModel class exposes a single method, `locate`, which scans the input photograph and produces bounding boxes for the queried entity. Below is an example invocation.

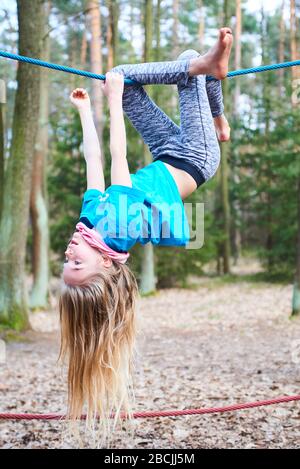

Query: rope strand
[1,394,299,420]
[0,50,299,83]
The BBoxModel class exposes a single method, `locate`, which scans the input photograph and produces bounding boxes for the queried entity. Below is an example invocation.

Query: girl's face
[63,231,111,285]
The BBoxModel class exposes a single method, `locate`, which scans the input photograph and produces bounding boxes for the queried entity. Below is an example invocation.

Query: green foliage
[45,0,300,287]
[0,304,30,332]
[2,0,300,293]
[233,109,300,276]
[0,329,32,343]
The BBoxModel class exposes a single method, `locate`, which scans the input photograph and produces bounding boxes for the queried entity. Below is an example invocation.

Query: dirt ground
[1,259,300,449]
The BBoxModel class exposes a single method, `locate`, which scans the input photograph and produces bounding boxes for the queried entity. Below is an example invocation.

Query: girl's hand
[101,72,124,100]
[69,88,91,110]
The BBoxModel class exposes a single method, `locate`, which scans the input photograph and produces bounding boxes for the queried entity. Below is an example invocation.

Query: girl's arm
[102,73,132,187]
[70,89,105,192]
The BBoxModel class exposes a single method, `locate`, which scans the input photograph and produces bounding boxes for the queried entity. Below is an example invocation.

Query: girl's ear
[102,255,112,268]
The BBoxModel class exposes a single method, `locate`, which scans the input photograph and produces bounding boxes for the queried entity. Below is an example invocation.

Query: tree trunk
[231,0,242,265]
[170,0,179,116]
[29,0,50,310]
[290,0,299,82]
[233,0,241,112]
[278,0,285,97]
[172,0,179,59]
[155,0,161,62]
[87,0,104,167]
[0,0,44,330]
[140,0,156,295]
[219,0,231,274]
[290,0,300,315]
[129,3,135,62]
[198,0,205,53]
[80,28,88,69]
[220,137,231,274]
[107,0,119,70]
[261,8,273,273]
[153,0,161,104]
[293,179,300,315]
[69,33,77,91]
[0,80,6,221]
[107,1,113,70]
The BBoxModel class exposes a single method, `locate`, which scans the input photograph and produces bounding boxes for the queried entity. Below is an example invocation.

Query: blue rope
[0,50,299,83]
[224,59,300,79]
[0,50,137,85]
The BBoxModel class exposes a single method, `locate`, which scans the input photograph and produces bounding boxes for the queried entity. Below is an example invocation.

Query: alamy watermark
[291,339,300,365]
[95,195,205,250]
[0,339,6,364]
[291,78,300,106]
[184,202,205,250]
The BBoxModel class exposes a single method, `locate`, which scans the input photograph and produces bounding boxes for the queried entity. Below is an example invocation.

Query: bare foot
[189,27,233,80]
[214,114,231,142]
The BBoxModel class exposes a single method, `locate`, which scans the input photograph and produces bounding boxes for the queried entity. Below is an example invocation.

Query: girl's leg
[178,50,230,142]
[174,49,225,118]
[174,51,221,183]
[169,49,224,182]
[111,63,183,158]
[113,56,221,183]
[206,78,224,117]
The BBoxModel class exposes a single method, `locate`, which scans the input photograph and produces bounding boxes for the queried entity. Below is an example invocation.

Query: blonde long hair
[58,260,138,443]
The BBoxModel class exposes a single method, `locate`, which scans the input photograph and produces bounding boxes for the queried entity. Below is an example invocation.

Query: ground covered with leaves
[1,260,300,448]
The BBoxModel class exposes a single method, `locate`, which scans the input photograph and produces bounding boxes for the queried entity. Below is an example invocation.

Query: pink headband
[75,222,130,264]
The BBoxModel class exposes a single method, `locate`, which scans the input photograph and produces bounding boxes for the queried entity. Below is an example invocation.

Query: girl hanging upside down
[59,28,233,439]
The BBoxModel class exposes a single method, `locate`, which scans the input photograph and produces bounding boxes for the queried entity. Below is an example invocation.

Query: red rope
[1,394,300,420]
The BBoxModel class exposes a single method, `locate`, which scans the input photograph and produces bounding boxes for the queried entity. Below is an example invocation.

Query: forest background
[0,0,299,330]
